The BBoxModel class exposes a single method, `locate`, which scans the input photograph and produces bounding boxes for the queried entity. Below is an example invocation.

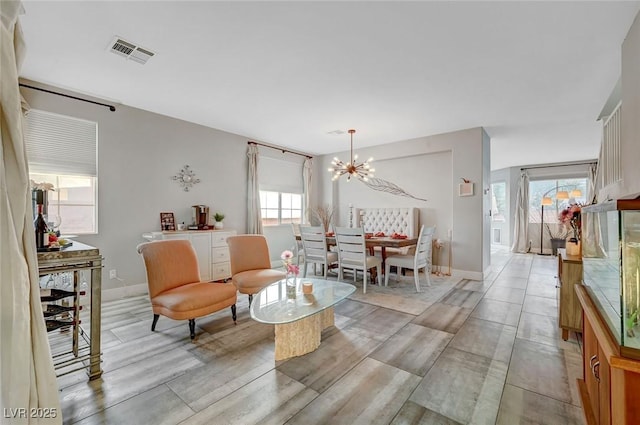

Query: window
[25,110,98,234]
[491,181,507,222]
[528,178,587,223]
[260,190,302,226]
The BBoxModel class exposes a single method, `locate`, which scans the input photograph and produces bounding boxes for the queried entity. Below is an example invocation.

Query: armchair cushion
[232,269,286,295]
[152,281,238,320]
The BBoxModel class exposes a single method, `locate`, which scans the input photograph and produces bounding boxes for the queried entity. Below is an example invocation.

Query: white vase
[214,221,224,229]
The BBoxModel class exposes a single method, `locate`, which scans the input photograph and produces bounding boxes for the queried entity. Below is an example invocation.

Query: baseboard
[102,283,148,301]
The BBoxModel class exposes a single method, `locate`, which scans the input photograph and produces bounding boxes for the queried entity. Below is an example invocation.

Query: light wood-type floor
[54,247,586,424]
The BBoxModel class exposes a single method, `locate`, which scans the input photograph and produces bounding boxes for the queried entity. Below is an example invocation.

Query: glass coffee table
[250,278,355,361]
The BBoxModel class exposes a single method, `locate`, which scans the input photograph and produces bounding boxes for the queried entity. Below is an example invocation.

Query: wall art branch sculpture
[360,177,427,202]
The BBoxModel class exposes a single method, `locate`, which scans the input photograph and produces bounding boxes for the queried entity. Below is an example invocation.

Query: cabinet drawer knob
[589,354,597,368]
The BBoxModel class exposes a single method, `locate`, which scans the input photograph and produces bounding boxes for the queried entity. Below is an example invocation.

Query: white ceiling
[18,1,640,170]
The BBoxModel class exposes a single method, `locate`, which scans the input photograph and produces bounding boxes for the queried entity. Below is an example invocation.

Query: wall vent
[108,37,155,65]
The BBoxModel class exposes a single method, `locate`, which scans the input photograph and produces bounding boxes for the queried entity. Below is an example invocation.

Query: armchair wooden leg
[151,314,159,331]
[248,294,253,306]
[188,319,196,340]
[231,304,237,323]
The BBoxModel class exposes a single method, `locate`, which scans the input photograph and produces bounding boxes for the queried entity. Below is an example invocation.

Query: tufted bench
[353,207,419,255]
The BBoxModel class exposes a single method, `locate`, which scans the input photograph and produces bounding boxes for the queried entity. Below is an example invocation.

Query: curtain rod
[248,141,312,159]
[520,160,597,171]
[19,83,116,112]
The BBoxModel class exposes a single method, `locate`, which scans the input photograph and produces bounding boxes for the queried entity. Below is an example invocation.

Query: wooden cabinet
[211,231,235,281]
[142,230,236,282]
[557,250,583,340]
[576,285,640,425]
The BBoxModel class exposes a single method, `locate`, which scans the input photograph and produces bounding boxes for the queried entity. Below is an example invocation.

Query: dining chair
[137,239,238,340]
[384,225,436,292]
[334,226,382,293]
[299,225,338,278]
[227,234,286,306]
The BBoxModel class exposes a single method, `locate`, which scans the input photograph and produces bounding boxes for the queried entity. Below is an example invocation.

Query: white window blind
[24,109,97,176]
[258,156,303,193]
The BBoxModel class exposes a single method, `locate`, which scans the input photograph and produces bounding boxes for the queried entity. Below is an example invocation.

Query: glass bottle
[34,203,49,250]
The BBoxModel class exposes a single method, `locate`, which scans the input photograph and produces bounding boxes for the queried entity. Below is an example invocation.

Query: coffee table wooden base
[274,307,334,361]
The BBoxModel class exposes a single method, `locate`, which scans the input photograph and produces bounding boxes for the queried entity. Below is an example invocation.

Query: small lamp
[556,191,569,200]
[570,189,582,198]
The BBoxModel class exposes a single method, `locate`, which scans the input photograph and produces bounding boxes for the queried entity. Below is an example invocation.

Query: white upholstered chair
[299,225,337,278]
[335,227,382,293]
[384,225,436,292]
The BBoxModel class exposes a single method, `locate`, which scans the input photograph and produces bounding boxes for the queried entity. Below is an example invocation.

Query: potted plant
[213,212,225,229]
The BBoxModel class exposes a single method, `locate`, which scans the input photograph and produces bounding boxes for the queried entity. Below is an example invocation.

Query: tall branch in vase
[312,205,335,233]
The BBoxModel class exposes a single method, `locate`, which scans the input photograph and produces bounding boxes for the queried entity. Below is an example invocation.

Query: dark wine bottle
[34,203,49,250]
[39,288,84,302]
[42,303,79,317]
[45,319,74,333]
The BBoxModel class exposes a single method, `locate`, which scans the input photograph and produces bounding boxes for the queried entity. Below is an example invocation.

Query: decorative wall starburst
[172,165,200,191]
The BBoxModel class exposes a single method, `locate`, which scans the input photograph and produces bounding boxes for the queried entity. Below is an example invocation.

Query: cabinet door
[597,344,611,425]
[584,317,600,421]
[190,233,211,281]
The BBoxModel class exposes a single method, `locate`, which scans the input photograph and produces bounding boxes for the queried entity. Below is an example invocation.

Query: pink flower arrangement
[280,250,299,276]
[559,204,581,241]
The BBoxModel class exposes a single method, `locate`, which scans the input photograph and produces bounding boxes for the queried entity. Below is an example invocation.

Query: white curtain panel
[511,171,530,253]
[1,1,61,423]
[303,157,312,224]
[246,144,262,234]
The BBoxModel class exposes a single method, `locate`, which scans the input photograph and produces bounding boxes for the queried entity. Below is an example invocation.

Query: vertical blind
[24,109,97,176]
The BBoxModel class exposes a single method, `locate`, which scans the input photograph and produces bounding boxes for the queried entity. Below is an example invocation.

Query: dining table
[296,234,419,279]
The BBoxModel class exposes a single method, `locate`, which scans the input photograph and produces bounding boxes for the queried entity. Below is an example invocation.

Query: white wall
[21,80,253,292]
[619,11,640,199]
[316,127,489,278]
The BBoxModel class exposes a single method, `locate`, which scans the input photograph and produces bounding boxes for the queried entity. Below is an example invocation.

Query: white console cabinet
[142,230,236,281]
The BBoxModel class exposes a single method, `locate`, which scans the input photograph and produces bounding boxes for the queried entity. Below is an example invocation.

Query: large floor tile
[526,276,558,299]
[455,279,492,293]
[390,400,463,425]
[484,286,526,305]
[335,299,380,320]
[470,298,522,327]
[167,345,275,412]
[74,384,194,425]
[409,347,508,425]
[288,357,421,425]
[370,323,454,376]
[492,276,528,289]
[448,317,516,363]
[439,288,484,309]
[59,347,204,423]
[522,294,557,317]
[496,384,585,425]
[179,369,318,425]
[345,307,414,342]
[276,329,381,393]
[506,338,583,406]
[411,302,473,334]
[517,311,581,352]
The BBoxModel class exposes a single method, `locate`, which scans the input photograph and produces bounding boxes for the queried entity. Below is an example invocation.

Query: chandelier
[328,129,375,181]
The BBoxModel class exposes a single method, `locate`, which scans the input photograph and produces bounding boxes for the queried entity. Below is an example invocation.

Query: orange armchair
[137,239,238,340]
[227,235,285,305]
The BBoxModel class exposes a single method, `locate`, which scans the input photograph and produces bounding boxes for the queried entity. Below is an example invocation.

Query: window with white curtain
[25,109,98,234]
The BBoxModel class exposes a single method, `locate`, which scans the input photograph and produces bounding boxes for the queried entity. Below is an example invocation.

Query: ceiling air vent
[108,37,155,65]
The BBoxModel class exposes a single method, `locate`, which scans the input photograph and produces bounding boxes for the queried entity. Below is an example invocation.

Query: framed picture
[458,182,474,197]
[160,212,175,231]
